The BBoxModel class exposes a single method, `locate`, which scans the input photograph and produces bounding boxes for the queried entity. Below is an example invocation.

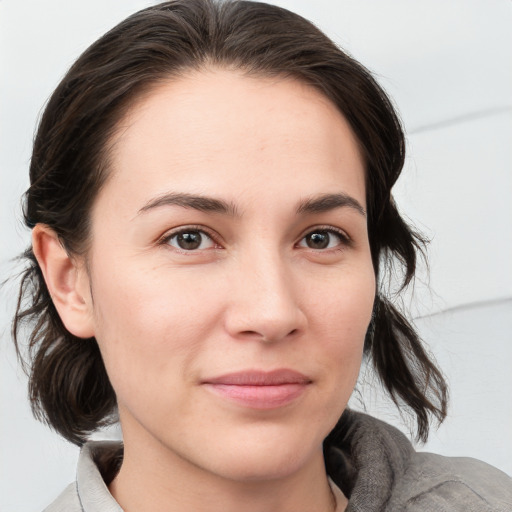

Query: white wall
[1,1,511,510]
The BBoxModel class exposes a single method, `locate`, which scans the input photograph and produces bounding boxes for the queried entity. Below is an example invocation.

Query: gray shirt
[43,411,512,511]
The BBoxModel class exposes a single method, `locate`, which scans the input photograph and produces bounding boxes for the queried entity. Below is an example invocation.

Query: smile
[201,369,312,409]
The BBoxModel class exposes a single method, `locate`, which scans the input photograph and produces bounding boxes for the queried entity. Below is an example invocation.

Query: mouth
[201,369,312,409]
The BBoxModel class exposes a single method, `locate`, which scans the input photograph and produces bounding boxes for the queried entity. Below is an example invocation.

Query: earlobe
[32,224,95,339]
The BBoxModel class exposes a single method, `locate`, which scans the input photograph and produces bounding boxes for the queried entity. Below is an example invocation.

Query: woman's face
[80,69,375,481]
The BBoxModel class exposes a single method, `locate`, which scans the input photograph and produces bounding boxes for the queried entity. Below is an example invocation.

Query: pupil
[177,232,201,250]
[308,232,329,249]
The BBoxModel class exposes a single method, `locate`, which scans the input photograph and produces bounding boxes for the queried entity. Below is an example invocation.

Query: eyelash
[159,225,220,253]
[296,226,352,251]
[158,225,352,253]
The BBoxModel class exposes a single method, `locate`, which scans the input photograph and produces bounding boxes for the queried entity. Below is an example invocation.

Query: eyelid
[157,224,352,252]
[158,225,223,251]
[296,225,353,249]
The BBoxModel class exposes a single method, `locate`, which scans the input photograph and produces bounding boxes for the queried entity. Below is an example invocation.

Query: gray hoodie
[43,411,512,511]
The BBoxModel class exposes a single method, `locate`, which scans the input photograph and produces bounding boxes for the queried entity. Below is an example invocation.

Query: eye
[165,229,216,251]
[298,229,349,250]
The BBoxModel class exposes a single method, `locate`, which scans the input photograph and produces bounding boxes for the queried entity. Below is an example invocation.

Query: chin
[197,426,325,483]
[215,452,314,483]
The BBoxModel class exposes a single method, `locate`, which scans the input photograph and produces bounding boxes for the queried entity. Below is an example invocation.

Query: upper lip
[202,369,311,386]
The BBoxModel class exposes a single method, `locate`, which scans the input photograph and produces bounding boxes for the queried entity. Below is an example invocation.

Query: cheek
[300,270,374,439]
[313,265,375,378]
[88,262,221,395]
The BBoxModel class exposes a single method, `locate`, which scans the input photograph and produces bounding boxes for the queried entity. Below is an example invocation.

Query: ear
[32,224,95,339]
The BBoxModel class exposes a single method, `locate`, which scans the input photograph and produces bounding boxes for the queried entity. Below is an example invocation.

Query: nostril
[238,328,299,342]
[240,330,260,337]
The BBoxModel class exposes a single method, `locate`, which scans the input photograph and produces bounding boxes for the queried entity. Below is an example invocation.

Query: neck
[109,424,344,512]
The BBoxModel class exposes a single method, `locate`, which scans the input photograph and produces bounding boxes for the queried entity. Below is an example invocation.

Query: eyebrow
[296,193,366,217]
[138,192,240,217]
[137,191,365,218]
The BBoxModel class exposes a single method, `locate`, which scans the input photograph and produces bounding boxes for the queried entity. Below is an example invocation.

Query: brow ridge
[138,192,240,217]
[138,191,365,218]
[296,193,366,217]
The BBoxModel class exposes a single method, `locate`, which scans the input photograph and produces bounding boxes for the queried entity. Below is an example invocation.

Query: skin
[33,69,376,512]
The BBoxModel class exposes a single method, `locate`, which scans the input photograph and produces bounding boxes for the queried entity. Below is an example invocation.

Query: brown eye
[299,229,347,250]
[306,232,329,249]
[166,230,215,251]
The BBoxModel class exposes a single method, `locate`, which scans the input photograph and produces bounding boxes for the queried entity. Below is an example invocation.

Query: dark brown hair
[13,0,447,446]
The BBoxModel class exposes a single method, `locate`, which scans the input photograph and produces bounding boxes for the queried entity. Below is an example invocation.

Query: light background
[1,1,511,510]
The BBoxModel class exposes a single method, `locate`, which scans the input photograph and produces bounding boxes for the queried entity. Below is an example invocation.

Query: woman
[12,1,512,511]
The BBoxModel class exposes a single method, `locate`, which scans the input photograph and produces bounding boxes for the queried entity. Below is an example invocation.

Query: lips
[202,369,311,409]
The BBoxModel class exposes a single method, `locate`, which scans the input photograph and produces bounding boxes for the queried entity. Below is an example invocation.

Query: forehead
[101,68,366,212]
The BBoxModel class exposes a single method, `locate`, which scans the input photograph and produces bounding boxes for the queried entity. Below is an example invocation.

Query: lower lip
[203,383,308,409]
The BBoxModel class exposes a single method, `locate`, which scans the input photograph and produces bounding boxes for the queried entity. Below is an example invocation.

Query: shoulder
[42,483,81,512]
[42,441,124,512]
[327,411,512,512]
[389,451,512,511]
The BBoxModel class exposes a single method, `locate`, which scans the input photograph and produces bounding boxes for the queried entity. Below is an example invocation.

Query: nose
[223,250,307,343]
